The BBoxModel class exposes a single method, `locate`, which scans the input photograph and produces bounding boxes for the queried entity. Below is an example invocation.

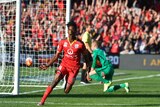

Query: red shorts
[56,64,80,84]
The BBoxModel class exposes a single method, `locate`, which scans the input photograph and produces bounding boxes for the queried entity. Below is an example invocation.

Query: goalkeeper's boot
[103,81,112,92]
[37,102,44,106]
[124,82,130,93]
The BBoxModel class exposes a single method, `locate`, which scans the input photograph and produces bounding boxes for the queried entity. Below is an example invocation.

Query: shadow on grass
[1,93,160,98]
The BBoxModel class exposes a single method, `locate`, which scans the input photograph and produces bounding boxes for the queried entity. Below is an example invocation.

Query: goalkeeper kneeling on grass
[87,40,130,93]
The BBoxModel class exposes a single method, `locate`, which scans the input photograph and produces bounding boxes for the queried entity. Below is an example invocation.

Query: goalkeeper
[87,40,130,93]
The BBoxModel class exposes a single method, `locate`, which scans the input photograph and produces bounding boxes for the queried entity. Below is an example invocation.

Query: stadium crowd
[1,0,160,54]
[71,0,160,54]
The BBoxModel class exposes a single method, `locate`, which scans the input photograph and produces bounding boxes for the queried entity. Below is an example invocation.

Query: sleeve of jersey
[91,52,97,69]
[82,33,88,43]
[57,40,63,53]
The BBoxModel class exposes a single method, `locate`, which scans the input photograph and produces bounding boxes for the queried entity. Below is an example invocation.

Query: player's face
[68,26,75,37]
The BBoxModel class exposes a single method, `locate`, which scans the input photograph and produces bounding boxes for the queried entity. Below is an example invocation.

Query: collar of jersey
[67,38,77,46]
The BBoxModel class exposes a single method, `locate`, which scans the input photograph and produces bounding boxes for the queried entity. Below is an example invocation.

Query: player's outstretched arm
[39,52,60,70]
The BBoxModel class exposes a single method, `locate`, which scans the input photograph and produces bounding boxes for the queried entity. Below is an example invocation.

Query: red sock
[40,86,52,104]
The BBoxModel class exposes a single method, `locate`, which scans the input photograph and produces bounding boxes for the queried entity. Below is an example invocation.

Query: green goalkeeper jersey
[92,48,112,69]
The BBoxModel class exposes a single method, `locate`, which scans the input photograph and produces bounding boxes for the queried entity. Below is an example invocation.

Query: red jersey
[57,39,85,68]
[111,43,119,54]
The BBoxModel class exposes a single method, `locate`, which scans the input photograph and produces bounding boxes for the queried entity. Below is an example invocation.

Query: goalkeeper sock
[120,83,126,88]
[40,86,52,104]
[106,83,125,92]
[90,74,108,83]
[107,85,121,92]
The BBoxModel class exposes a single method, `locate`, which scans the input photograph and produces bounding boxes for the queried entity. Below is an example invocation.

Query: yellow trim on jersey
[67,38,77,46]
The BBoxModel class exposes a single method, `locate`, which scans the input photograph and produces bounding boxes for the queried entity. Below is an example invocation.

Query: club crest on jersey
[67,49,73,55]
[74,44,79,48]
[63,42,68,47]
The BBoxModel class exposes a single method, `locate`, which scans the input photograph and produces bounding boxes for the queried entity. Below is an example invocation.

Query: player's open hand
[39,64,49,70]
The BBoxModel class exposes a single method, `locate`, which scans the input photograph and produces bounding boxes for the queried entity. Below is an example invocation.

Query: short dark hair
[92,40,101,48]
[67,21,77,32]
[85,23,91,30]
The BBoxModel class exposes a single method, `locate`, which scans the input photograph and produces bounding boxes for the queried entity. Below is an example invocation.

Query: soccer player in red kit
[37,21,90,106]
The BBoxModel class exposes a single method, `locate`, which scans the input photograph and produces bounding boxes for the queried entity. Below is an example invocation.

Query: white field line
[0,74,160,106]
[0,101,160,106]
[20,74,160,95]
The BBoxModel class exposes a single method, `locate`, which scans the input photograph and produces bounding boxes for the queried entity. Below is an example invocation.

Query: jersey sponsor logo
[63,42,67,47]
[74,44,79,49]
[67,48,73,55]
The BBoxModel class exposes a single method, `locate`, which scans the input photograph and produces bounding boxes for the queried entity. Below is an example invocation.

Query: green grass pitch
[0,69,160,107]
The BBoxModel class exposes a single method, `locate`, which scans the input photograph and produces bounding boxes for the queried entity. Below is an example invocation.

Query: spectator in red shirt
[110,39,120,54]
[56,0,64,10]
[37,26,44,39]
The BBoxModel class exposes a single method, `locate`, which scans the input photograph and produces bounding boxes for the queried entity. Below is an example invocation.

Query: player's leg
[89,68,110,84]
[38,66,65,106]
[64,82,73,93]
[103,68,130,92]
[81,52,92,84]
[64,67,79,93]
[102,67,114,92]
[63,74,72,93]
[38,72,63,106]
[89,69,112,92]
[80,62,88,84]
[106,83,130,93]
